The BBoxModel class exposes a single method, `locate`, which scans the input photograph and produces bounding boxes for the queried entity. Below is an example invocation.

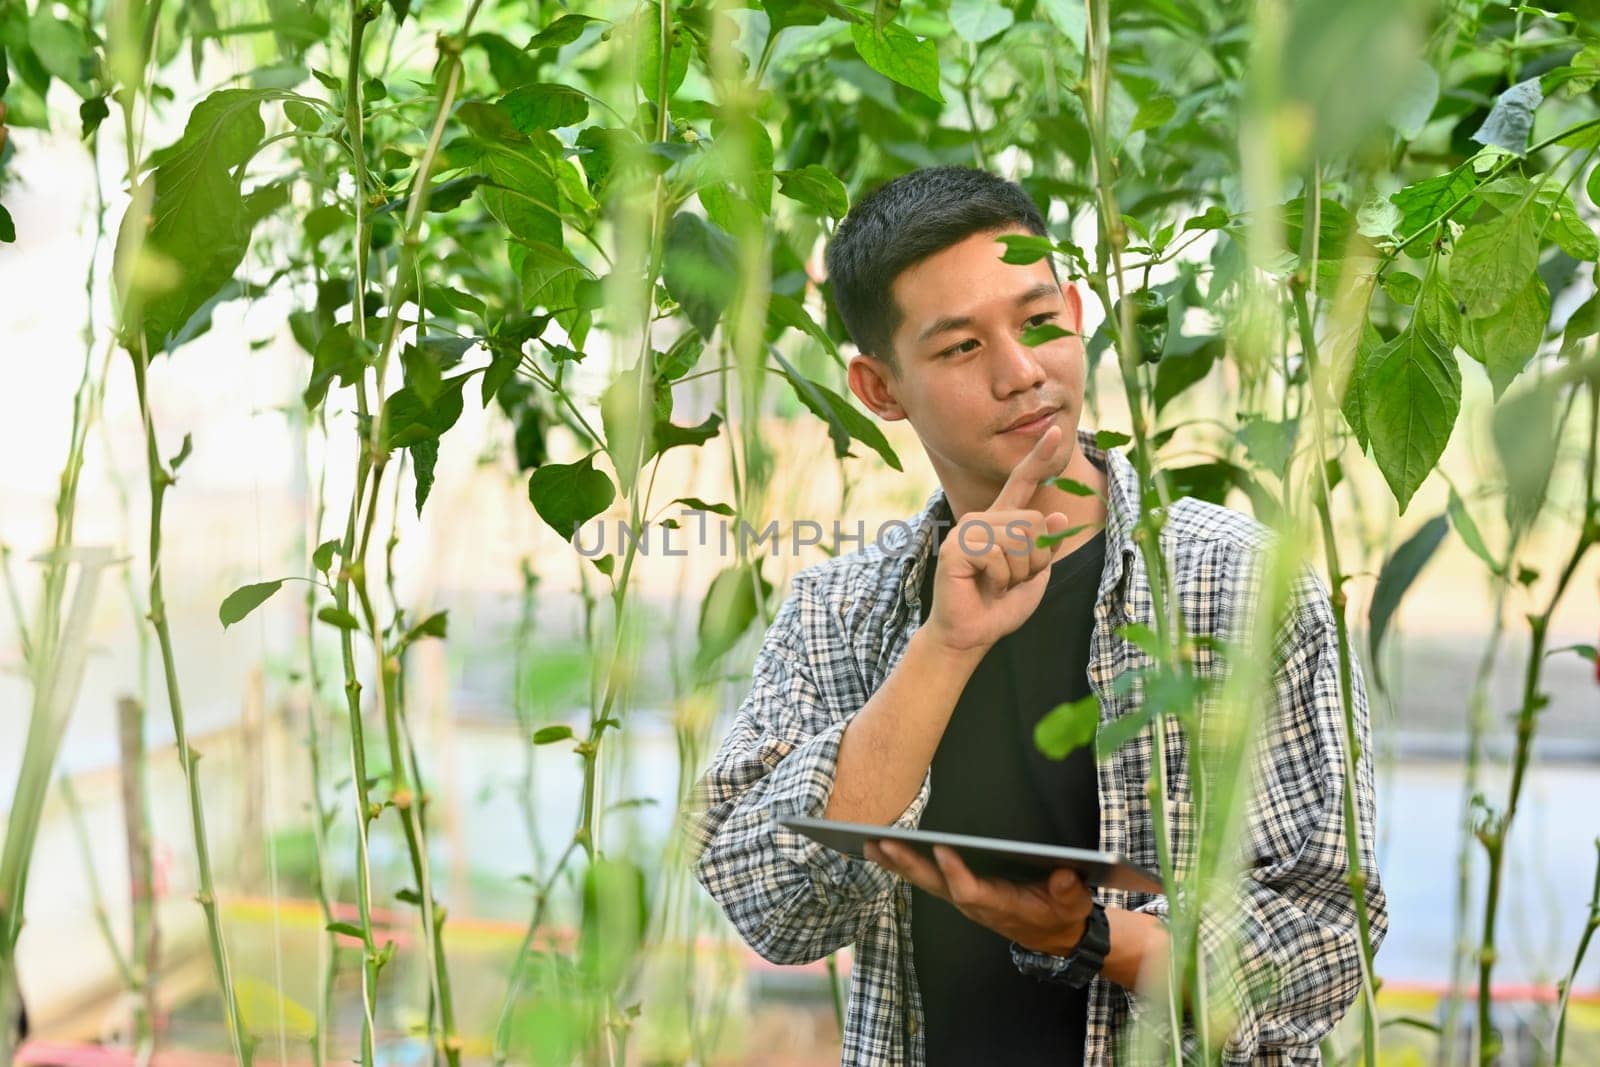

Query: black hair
[823,164,1061,375]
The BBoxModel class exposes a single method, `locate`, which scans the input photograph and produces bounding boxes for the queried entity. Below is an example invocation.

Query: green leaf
[527,13,601,50]
[325,920,365,939]
[579,857,648,993]
[775,165,849,219]
[1020,322,1076,347]
[1452,208,1539,320]
[663,212,739,341]
[1492,381,1560,532]
[1094,704,1154,761]
[1386,60,1439,139]
[993,233,1057,265]
[1474,176,1599,262]
[317,606,361,630]
[408,611,449,641]
[1153,335,1222,412]
[500,83,590,131]
[312,539,340,573]
[514,238,593,319]
[411,437,439,516]
[115,89,274,353]
[1356,195,1402,240]
[28,10,93,96]
[652,413,723,456]
[528,455,615,541]
[1363,324,1460,513]
[1236,416,1299,475]
[670,496,735,516]
[220,579,285,629]
[533,725,575,744]
[79,95,109,139]
[1461,271,1549,400]
[1281,197,1360,262]
[1471,76,1543,155]
[849,21,944,104]
[772,350,903,471]
[235,977,316,1039]
[697,561,773,667]
[599,362,673,495]
[477,144,564,247]
[0,205,14,244]
[949,0,1013,42]
[1052,477,1098,497]
[304,324,369,409]
[767,292,843,368]
[1034,695,1099,759]
[1182,206,1229,233]
[1130,95,1177,134]
[1095,429,1132,449]
[1035,522,1098,549]
[1447,489,1499,576]
[1367,514,1448,691]
[380,373,472,450]
[635,1,688,104]
[655,331,705,381]
[1381,270,1421,305]
[1389,168,1479,240]
[1414,256,1462,349]
[1340,321,1383,451]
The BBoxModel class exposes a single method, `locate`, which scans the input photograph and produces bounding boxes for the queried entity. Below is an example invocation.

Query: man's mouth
[1000,405,1062,434]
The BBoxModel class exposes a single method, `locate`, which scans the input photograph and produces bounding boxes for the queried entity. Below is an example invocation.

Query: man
[681,165,1385,1065]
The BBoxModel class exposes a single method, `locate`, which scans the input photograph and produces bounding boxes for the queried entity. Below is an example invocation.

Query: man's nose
[992,331,1048,396]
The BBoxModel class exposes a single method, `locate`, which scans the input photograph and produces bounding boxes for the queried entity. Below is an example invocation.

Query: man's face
[846,226,1088,511]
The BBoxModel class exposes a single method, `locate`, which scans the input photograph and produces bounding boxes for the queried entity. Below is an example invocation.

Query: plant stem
[128,344,252,1065]
[1441,549,1514,1063]
[1553,839,1600,1065]
[301,407,338,1067]
[1291,279,1382,1066]
[333,7,386,1061]
[1476,381,1598,1065]
[1080,2,1191,1057]
[117,694,159,1064]
[59,773,137,991]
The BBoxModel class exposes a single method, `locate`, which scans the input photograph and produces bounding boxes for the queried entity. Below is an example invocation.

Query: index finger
[991,422,1063,511]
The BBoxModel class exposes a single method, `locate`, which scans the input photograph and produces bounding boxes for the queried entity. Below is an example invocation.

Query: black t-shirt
[910,496,1105,1066]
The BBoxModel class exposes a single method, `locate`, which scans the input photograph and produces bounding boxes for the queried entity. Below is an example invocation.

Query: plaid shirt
[681,428,1387,1065]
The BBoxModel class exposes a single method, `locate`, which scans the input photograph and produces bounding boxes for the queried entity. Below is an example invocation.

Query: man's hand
[864,838,1092,956]
[921,423,1071,658]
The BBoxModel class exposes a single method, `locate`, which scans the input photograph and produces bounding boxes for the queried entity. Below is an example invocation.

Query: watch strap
[1010,901,1110,989]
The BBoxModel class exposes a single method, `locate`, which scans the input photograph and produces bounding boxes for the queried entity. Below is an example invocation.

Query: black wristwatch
[1011,901,1111,989]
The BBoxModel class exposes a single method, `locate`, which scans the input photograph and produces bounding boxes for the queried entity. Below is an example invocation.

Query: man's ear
[1062,278,1084,334]
[847,353,907,421]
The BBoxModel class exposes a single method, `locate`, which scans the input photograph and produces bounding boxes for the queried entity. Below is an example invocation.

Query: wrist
[1042,916,1088,957]
[911,619,989,670]
[1012,902,1111,989]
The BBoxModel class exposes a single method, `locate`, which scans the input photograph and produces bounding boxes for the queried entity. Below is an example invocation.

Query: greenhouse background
[1,0,1599,1064]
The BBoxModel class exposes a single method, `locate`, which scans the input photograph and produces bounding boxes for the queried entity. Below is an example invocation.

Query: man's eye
[940,314,1058,357]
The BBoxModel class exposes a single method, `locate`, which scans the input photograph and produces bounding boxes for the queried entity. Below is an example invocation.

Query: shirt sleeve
[1125,564,1389,1064]
[679,574,931,965]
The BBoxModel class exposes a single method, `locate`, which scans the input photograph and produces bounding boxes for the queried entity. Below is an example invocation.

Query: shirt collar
[895,426,1142,620]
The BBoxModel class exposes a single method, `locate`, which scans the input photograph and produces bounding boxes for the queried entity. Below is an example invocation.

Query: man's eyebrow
[914,281,1061,345]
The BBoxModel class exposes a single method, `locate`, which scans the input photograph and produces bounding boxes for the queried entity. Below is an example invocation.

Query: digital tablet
[778,814,1163,894]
